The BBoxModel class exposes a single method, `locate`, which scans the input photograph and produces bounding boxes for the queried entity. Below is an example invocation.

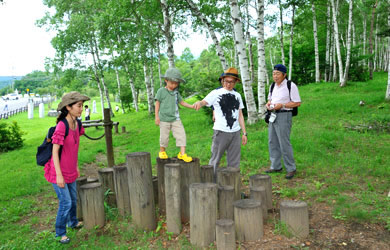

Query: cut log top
[218,185,234,191]
[250,174,270,181]
[216,219,234,227]
[200,165,213,169]
[190,182,217,190]
[280,200,308,209]
[126,152,150,158]
[250,186,266,192]
[233,199,261,209]
[98,168,114,173]
[87,177,99,183]
[218,167,240,173]
[76,176,87,182]
[81,182,102,189]
[180,157,200,165]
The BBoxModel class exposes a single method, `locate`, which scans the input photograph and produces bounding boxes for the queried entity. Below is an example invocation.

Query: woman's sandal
[59,236,70,244]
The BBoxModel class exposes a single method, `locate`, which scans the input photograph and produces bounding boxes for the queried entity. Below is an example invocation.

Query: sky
[0,0,277,77]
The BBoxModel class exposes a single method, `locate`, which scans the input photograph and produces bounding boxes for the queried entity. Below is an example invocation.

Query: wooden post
[98,168,116,207]
[152,176,158,207]
[126,152,156,230]
[250,186,268,220]
[217,167,241,201]
[121,126,126,133]
[103,108,115,168]
[80,183,105,229]
[76,176,88,220]
[114,123,119,134]
[87,177,99,183]
[164,163,182,234]
[216,219,235,250]
[218,185,234,220]
[200,165,214,183]
[280,200,309,238]
[249,174,272,210]
[180,158,201,223]
[233,199,263,242]
[190,183,217,247]
[113,166,131,217]
[156,158,177,215]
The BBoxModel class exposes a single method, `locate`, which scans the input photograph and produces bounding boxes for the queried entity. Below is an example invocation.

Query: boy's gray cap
[161,67,186,83]
[57,91,90,111]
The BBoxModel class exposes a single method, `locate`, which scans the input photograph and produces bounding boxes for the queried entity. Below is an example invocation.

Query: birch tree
[257,0,267,118]
[278,0,286,65]
[288,3,295,80]
[386,4,390,100]
[325,1,331,82]
[330,0,344,84]
[368,0,379,79]
[185,0,228,70]
[340,0,353,87]
[312,1,320,82]
[229,0,258,124]
[160,0,175,68]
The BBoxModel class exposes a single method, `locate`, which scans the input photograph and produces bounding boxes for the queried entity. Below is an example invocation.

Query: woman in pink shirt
[44,91,90,244]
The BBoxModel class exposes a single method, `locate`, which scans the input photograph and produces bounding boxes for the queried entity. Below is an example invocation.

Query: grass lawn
[0,72,389,249]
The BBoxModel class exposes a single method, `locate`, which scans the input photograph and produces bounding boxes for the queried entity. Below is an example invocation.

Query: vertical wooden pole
[216,219,235,250]
[164,163,182,234]
[249,174,272,210]
[218,185,234,220]
[217,167,241,201]
[104,108,115,168]
[80,183,105,229]
[98,168,116,207]
[157,158,177,215]
[76,176,88,220]
[180,158,201,223]
[113,166,131,217]
[200,165,214,183]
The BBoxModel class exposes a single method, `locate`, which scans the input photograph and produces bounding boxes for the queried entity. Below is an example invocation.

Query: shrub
[0,121,25,152]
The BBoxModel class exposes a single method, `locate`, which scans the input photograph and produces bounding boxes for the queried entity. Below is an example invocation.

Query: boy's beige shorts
[159,120,186,147]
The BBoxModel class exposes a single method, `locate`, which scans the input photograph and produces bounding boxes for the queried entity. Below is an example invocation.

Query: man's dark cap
[273,64,287,73]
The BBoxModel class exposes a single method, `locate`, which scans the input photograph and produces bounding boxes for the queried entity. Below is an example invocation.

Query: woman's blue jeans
[52,181,79,237]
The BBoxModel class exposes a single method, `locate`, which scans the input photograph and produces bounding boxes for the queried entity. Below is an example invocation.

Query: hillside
[0,76,23,90]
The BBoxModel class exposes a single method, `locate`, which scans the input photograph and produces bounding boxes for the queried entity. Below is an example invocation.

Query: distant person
[265,64,301,179]
[2,101,8,112]
[115,105,119,113]
[155,67,194,162]
[44,91,90,244]
[193,67,247,176]
[84,105,90,120]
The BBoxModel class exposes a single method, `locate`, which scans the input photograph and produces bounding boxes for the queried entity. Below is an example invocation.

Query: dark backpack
[36,119,82,166]
[269,80,298,116]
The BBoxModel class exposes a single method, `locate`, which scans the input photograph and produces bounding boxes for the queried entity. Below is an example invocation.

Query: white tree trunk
[352,23,356,47]
[143,60,155,114]
[157,40,163,87]
[124,64,139,112]
[374,15,378,71]
[312,1,320,82]
[288,4,295,80]
[89,42,105,119]
[386,6,390,100]
[363,16,367,67]
[150,48,155,96]
[278,0,285,65]
[246,0,255,82]
[325,1,331,82]
[340,0,353,87]
[185,0,228,70]
[161,0,175,68]
[257,0,267,118]
[330,0,344,84]
[230,0,258,124]
[110,43,124,114]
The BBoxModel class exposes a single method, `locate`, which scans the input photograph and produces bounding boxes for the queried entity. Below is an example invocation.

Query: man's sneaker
[285,170,296,179]
[159,151,168,159]
[265,168,283,173]
[177,152,192,163]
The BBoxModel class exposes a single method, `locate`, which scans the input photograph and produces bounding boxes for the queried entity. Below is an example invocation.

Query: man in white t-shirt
[265,64,301,179]
[194,67,248,177]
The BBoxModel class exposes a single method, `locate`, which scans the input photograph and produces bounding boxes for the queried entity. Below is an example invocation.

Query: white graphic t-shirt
[204,88,245,133]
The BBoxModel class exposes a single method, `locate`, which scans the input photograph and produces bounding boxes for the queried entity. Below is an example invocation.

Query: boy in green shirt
[155,68,194,162]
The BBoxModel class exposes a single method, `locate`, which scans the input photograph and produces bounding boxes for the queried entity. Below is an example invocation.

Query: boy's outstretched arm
[193,100,208,111]
[155,101,160,126]
[179,101,194,109]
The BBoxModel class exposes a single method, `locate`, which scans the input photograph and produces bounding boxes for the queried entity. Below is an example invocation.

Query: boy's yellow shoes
[177,152,192,163]
[159,151,168,159]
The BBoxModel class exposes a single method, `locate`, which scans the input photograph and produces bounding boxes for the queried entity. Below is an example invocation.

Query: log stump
[121,126,126,133]
[249,174,272,210]
[217,167,241,201]
[190,183,218,247]
[98,168,116,207]
[156,158,177,215]
[180,158,201,223]
[233,199,263,242]
[113,166,131,217]
[280,200,309,238]
[164,163,182,234]
[76,176,88,220]
[218,185,234,220]
[250,186,268,220]
[216,219,235,250]
[200,165,214,183]
[126,152,156,230]
[152,176,158,207]
[87,177,99,183]
[80,183,105,229]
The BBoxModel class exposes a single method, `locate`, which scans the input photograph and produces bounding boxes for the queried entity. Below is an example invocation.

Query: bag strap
[61,119,70,138]
[287,80,292,102]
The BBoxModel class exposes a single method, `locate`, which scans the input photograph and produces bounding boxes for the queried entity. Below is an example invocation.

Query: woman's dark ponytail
[56,107,69,124]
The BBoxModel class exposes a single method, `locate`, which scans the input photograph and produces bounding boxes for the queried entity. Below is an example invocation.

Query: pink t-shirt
[268,79,301,110]
[44,120,85,184]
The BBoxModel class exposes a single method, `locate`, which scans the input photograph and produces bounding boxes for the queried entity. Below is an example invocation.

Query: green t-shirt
[155,87,183,122]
